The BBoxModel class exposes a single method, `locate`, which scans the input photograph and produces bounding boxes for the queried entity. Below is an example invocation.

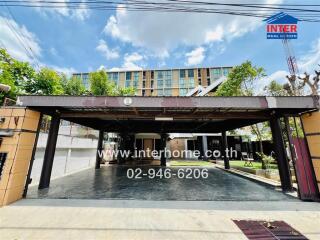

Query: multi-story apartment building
[73,66,232,96]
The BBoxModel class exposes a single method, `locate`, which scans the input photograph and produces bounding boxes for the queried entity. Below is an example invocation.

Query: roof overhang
[17,96,319,133]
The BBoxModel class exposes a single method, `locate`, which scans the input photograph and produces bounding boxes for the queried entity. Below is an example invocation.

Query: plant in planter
[256,152,275,170]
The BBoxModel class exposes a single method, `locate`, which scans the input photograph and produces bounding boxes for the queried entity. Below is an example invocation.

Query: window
[189,79,195,88]
[142,81,146,88]
[223,68,230,76]
[133,72,139,88]
[164,89,172,96]
[188,69,194,78]
[143,71,146,79]
[180,69,186,78]
[206,68,210,76]
[207,79,211,86]
[158,89,163,96]
[197,69,201,77]
[142,90,146,96]
[179,88,188,96]
[179,78,186,88]
[157,71,163,79]
[151,80,154,88]
[126,72,132,80]
[151,71,154,79]
[108,72,119,85]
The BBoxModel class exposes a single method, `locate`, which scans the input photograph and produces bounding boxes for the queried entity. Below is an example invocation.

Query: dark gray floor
[27,166,297,201]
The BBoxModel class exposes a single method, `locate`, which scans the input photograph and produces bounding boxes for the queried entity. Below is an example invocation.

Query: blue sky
[1,0,320,90]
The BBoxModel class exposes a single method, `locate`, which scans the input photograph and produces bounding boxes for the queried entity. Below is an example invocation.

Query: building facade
[73,67,232,96]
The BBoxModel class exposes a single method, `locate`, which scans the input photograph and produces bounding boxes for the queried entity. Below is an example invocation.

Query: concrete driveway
[27,166,297,201]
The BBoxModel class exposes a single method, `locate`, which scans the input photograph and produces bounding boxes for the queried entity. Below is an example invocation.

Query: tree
[25,67,64,95]
[65,76,86,95]
[264,80,288,96]
[215,61,268,166]
[89,70,136,96]
[89,70,110,95]
[215,61,265,96]
[0,48,35,103]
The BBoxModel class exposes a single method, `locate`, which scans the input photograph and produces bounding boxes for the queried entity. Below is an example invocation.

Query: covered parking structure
[17,95,320,201]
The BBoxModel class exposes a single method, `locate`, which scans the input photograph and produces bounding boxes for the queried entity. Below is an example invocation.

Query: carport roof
[17,96,319,133]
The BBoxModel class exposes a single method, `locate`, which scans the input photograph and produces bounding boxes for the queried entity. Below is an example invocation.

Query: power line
[1,4,41,68]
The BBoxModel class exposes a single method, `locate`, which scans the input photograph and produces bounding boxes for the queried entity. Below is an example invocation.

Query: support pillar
[117,133,127,165]
[95,130,104,169]
[196,136,203,160]
[270,116,293,192]
[38,114,60,189]
[221,131,230,169]
[202,136,208,161]
[160,133,168,166]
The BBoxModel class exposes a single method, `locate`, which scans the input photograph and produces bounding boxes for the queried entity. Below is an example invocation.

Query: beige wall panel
[306,135,320,157]
[8,116,23,129]
[18,132,36,146]
[119,72,125,88]
[2,158,14,175]
[25,109,40,119]
[6,172,27,189]
[172,88,179,96]
[312,159,320,168]
[0,189,5,206]
[0,174,10,190]
[0,116,10,129]
[8,159,30,175]
[21,117,40,131]
[12,108,26,117]
[0,144,17,160]
[0,108,13,117]
[1,132,20,145]
[172,70,179,88]
[3,185,24,205]
[301,112,320,134]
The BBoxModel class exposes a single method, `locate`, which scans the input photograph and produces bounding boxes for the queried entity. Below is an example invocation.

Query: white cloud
[257,70,288,94]
[0,16,41,63]
[298,38,320,74]
[185,47,205,66]
[96,40,120,60]
[104,0,282,55]
[72,1,90,21]
[49,65,76,76]
[122,52,144,70]
[30,0,90,20]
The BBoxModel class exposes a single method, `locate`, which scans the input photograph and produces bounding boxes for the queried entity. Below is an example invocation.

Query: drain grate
[233,220,308,240]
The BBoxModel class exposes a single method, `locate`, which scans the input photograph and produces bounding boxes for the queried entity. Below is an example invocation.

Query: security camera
[0,84,11,93]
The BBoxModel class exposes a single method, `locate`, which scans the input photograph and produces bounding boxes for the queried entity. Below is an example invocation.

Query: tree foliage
[65,76,86,95]
[264,80,288,96]
[25,67,64,95]
[215,61,265,96]
[89,70,136,96]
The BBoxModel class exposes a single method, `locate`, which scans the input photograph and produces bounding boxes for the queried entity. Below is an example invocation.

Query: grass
[230,160,278,170]
[170,160,213,166]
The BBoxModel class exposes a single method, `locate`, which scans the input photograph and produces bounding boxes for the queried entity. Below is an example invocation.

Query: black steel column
[196,136,203,160]
[38,114,60,189]
[95,130,104,169]
[160,133,168,166]
[117,133,126,165]
[270,116,293,192]
[221,131,230,169]
[202,136,208,160]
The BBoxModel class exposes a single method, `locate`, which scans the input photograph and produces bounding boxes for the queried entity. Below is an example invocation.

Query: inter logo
[264,12,299,39]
